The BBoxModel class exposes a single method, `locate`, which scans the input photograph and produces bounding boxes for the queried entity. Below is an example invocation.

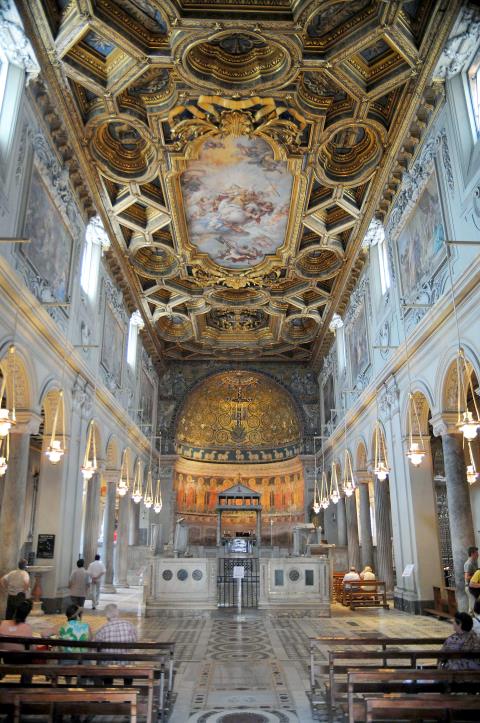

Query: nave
[24,587,451,723]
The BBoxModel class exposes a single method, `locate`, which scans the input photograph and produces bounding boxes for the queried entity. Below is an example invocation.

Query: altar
[144,553,331,616]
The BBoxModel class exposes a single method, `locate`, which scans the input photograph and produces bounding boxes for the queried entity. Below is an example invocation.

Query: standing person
[464,546,478,614]
[87,554,106,610]
[68,559,90,608]
[0,559,30,619]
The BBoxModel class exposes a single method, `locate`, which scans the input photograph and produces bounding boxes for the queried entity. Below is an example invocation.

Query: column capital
[104,469,120,485]
[355,469,372,484]
[11,410,42,435]
[430,412,458,437]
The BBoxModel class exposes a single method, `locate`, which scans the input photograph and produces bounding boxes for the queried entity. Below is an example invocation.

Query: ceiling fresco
[18,0,458,365]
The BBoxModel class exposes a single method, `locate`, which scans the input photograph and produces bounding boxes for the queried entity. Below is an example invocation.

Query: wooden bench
[309,636,446,697]
[0,664,155,721]
[0,686,138,722]
[423,585,457,620]
[342,580,389,610]
[0,635,175,720]
[333,572,347,602]
[326,648,480,710]
[347,669,480,722]
[365,693,480,722]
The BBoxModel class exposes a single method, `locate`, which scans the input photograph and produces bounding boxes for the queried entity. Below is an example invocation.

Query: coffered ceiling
[19,0,458,366]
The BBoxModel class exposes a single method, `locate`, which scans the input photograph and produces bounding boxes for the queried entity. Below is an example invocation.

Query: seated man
[360,565,376,592]
[95,603,137,686]
[342,566,360,589]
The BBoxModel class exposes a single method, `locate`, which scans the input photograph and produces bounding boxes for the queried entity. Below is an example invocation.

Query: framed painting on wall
[101,298,124,387]
[396,167,446,302]
[22,165,73,302]
[346,293,370,385]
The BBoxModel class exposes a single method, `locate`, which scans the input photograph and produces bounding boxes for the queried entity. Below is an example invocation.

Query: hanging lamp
[0,433,9,476]
[373,421,390,481]
[117,449,130,497]
[455,349,480,441]
[81,419,97,480]
[0,345,16,438]
[343,448,356,496]
[46,390,66,464]
[132,459,143,504]
[406,393,426,467]
[153,476,163,514]
[144,468,154,509]
[466,441,480,485]
[320,470,330,509]
[330,462,340,504]
[312,435,321,514]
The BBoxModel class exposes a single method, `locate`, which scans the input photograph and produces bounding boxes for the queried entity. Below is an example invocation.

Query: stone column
[129,498,140,546]
[345,493,361,570]
[0,413,40,613]
[337,496,347,546]
[357,473,374,569]
[0,415,39,574]
[116,493,130,588]
[82,471,102,566]
[374,476,395,592]
[432,415,475,612]
[102,470,118,593]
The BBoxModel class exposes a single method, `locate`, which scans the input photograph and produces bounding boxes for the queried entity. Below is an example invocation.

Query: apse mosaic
[181,136,293,270]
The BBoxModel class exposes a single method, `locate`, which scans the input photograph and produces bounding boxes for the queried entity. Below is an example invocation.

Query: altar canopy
[216,482,262,545]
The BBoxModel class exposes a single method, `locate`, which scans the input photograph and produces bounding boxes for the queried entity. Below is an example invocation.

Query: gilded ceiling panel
[20,0,459,364]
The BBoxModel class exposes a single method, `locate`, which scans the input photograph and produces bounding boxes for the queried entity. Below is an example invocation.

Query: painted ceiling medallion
[180,135,293,271]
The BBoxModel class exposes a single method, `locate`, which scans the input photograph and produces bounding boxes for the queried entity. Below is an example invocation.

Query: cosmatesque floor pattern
[26,586,452,722]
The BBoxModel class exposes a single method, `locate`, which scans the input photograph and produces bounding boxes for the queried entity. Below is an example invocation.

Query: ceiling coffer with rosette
[18,0,455,365]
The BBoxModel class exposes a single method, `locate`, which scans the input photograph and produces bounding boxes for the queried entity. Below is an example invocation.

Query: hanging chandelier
[0,345,16,438]
[312,435,321,514]
[132,459,143,504]
[406,393,426,467]
[456,349,480,441]
[46,390,66,464]
[144,467,154,509]
[154,476,163,513]
[373,421,390,481]
[81,419,97,481]
[466,441,480,485]
[343,448,356,496]
[117,449,130,497]
[320,470,330,509]
[0,433,9,476]
[330,462,340,504]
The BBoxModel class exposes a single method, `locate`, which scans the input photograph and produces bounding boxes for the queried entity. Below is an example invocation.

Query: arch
[106,434,121,470]
[370,421,387,461]
[0,344,33,409]
[436,344,480,414]
[355,439,368,471]
[402,389,431,438]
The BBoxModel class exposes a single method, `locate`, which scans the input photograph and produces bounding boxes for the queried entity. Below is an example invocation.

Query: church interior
[0,0,480,720]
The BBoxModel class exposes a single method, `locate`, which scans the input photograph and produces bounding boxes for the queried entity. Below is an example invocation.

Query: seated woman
[0,600,34,683]
[440,612,480,670]
[360,565,376,592]
[0,600,33,651]
[58,603,91,652]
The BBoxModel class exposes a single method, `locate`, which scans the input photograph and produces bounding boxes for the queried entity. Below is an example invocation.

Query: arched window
[126,310,144,369]
[468,50,480,136]
[80,216,110,299]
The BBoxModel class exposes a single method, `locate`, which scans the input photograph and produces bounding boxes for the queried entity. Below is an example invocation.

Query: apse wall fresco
[181,135,293,270]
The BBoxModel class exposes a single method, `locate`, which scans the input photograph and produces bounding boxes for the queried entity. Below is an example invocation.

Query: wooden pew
[0,687,138,723]
[342,580,389,610]
[0,664,155,722]
[365,693,480,722]
[0,635,175,720]
[423,585,456,620]
[309,635,446,697]
[326,648,480,710]
[333,572,347,602]
[347,669,480,722]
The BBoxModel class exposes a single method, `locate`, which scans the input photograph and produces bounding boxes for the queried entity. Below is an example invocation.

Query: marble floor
[27,587,452,722]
